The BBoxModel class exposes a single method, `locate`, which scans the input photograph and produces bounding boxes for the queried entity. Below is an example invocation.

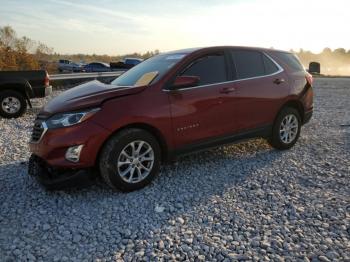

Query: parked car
[58,59,84,73]
[0,70,52,118]
[308,62,321,74]
[110,58,143,71]
[84,62,111,72]
[28,46,313,191]
[124,57,143,67]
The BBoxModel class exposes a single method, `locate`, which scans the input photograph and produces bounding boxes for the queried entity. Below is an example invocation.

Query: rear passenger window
[181,54,227,86]
[273,52,304,72]
[231,50,265,79]
[263,55,279,74]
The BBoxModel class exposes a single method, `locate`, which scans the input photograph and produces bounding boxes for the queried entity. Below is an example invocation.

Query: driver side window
[181,53,227,86]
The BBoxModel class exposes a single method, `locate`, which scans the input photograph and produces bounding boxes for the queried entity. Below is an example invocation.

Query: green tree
[0,26,18,70]
[334,48,346,55]
[322,47,332,54]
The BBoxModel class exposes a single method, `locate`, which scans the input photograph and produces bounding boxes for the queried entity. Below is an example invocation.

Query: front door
[168,51,238,148]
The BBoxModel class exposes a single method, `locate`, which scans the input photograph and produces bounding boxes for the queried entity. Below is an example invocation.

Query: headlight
[46,108,100,129]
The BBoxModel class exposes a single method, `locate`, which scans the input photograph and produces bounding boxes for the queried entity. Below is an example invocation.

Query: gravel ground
[0,78,349,261]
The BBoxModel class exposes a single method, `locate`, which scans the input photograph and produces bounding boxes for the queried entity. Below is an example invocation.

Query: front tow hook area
[28,154,97,190]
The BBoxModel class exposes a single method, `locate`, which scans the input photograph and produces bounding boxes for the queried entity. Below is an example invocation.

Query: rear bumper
[45,86,52,96]
[31,85,52,98]
[303,110,313,124]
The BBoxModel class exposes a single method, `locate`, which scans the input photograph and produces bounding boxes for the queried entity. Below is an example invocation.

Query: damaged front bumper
[28,154,96,190]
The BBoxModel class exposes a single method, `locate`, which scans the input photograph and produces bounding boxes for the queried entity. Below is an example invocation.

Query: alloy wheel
[1,97,21,114]
[117,140,154,183]
[279,114,299,144]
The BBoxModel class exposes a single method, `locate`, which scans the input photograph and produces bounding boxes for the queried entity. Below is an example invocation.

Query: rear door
[168,51,237,147]
[230,49,289,131]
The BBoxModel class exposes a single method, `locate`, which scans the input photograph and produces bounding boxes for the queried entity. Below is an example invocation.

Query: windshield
[111,53,187,86]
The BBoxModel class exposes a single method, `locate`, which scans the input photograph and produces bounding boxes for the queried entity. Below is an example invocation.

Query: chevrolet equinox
[29,46,313,191]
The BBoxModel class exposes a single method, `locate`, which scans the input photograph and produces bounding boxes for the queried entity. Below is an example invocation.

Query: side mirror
[172,76,200,89]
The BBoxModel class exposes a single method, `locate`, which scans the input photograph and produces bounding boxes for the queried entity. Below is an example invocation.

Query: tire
[99,128,161,192]
[0,90,27,118]
[268,107,301,150]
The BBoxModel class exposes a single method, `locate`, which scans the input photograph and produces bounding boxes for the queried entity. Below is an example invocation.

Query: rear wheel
[99,128,161,192]
[268,107,301,150]
[0,90,27,118]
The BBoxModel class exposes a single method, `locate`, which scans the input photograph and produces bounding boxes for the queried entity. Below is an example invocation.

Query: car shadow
[0,139,286,260]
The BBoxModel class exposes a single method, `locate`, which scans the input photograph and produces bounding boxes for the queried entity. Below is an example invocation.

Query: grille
[31,120,46,142]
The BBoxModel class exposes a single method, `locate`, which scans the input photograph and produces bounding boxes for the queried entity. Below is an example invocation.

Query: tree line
[0,26,159,73]
[1,25,349,75]
[0,26,51,71]
[293,48,350,75]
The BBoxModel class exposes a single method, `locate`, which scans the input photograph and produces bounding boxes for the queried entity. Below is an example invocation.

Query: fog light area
[65,145,84,163]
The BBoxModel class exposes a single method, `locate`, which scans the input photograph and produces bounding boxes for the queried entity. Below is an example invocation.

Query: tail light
[305,72,313,86]
[44,72,50,87]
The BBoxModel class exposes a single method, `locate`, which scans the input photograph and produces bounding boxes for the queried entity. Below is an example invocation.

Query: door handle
[220,87,236,94]
[273,78,285,85]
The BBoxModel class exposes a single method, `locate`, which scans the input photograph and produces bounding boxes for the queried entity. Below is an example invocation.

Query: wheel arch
[0,81,33,103]
[96,122,170,165]
[278,99,305,123]
[0,83,26,94]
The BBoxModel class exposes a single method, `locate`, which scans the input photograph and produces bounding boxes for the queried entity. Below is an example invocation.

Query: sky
[0,0,349,55]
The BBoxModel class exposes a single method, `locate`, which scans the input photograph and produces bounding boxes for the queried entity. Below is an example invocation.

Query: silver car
[58,60,84,73]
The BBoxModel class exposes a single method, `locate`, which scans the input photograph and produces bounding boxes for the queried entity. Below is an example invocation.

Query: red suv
[29,46,313,191]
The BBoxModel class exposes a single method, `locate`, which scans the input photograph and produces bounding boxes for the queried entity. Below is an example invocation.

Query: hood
[40,80,146,116]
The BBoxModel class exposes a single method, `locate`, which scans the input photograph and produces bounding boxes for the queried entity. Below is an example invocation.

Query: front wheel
[0,90,27,118]
[99,128,161,192]
[268,107,301,150]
